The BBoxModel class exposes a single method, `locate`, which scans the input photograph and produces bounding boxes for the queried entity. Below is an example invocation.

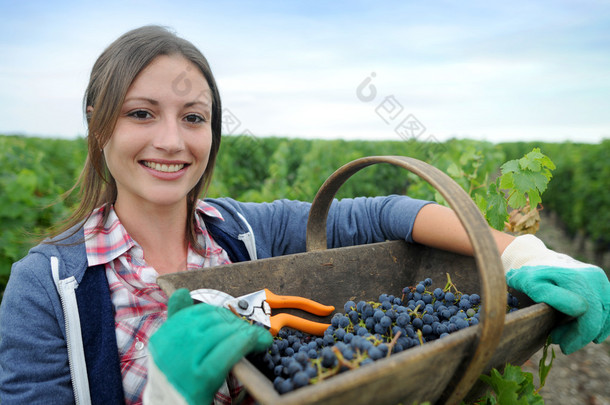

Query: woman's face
[103,54,213,213]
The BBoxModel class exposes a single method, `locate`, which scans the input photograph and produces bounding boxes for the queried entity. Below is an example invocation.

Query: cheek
[103,130,136,175]
[193,132,214,166]
[102,141,119,173]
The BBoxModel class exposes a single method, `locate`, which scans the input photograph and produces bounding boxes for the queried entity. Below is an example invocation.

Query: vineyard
[1,134,610,297]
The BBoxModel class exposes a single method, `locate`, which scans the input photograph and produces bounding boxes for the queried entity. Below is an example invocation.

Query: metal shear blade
[189,288,335,336]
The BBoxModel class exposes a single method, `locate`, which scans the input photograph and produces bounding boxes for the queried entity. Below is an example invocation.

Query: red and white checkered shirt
[84,200,250,405]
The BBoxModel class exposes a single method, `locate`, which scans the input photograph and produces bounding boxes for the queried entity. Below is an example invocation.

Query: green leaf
[479,365,544,405]
[507,191,527,209]
[531,172,550,194]
[480,368,524,404]
[474,193,488,216]
[501,159,520,174]
[538,336,556,390]
[512,172,537,195]
[485,183,509,230]
[499,171,515,190]
[447,162,462,178]
[519,151,543,172]
[539,154,556,170]
[527,189,542,209]
[497,148,555,212]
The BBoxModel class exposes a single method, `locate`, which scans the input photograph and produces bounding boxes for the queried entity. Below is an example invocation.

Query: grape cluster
[249,276,520,395]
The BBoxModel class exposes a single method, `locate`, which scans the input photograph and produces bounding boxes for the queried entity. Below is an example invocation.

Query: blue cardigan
[0,196,430,404]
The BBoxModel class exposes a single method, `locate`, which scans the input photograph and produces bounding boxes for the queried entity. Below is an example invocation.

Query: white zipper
[236,212,258,260]
[51,256,92,405]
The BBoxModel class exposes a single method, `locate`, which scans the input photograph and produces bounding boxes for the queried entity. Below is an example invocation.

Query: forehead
[127,54,212,104]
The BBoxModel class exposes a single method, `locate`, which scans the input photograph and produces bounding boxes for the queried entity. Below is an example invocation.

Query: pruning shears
[190,288,335,336]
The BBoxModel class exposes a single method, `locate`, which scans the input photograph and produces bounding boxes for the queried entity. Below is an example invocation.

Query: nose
[152,118,185,153]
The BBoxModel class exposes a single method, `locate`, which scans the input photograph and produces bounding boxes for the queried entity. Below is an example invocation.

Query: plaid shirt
[84,201,250,405]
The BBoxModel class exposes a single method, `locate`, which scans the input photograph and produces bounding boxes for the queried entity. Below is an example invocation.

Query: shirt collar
[84,201,224,266]
[194,199,224,233]
[84,204,136,267]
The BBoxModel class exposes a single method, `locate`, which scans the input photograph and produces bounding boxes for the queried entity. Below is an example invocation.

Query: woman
[1,25,608,405]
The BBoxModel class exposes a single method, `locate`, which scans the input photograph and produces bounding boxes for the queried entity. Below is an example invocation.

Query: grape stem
[416,329,424,346]
[408,304,422,317]
[331,346,358,370]
[443,273,461,295]
[386,331,402,358]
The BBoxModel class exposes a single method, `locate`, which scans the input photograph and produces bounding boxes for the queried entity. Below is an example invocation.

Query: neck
[114,198,191,275]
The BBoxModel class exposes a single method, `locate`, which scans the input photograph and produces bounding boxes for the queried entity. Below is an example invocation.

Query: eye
[127,110,152,120]
[184,114,206,124]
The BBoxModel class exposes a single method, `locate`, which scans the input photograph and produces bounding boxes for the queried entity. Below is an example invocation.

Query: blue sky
[1,0,609,143]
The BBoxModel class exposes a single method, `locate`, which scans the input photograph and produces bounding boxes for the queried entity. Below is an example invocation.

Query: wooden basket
[157,156,563,405]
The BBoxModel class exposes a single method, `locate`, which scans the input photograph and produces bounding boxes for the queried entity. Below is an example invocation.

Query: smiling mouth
[141,161,186,173]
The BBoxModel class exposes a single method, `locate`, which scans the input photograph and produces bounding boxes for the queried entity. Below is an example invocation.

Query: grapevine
[439,147,556,233]
[471,337,555,405]
[485,149,555,233]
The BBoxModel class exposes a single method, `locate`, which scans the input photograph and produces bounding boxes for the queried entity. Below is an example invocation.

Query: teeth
[143,161,185,173]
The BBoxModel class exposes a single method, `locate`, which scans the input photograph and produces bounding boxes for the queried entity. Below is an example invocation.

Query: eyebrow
[184,100,211,109]
[123,97,211,109]
[124,97,159,105]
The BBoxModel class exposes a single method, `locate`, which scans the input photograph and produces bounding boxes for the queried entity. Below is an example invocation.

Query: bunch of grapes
[249,275,520,395]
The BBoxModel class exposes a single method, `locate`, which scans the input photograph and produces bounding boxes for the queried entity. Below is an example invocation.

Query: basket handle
[305,155,506,405]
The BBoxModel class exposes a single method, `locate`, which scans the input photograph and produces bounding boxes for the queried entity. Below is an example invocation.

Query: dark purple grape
[368,346,383,360]
[286,360,302,376]
[459,298,471,310]
[396,314,409,327]
[334,327,346,340]
[343,300,356,312]
[445,292,456,303]
[276,379,294,394]
[254,275,520,396]
[292,371,310,388]
[321,347,337,368]
[380,315,392,328]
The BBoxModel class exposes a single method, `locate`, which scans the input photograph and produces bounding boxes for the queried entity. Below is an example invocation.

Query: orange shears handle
[264,288,335,316]
[269,314,331,336]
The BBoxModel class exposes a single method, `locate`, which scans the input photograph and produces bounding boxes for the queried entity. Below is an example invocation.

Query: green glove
[502,235,610,355]
[146,288,273,405]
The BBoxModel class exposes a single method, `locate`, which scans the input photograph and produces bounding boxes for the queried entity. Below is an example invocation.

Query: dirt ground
[518,211,610,405]
[521,340,610,405]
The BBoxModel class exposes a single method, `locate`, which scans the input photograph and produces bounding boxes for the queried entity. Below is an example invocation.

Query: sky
[0,0,609,144]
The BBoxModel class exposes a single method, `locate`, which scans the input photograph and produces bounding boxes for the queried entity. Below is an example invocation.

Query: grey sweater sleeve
[210,195,433,259]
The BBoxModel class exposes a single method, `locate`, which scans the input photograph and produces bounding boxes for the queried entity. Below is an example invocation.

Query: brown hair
[50,25,222,253]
